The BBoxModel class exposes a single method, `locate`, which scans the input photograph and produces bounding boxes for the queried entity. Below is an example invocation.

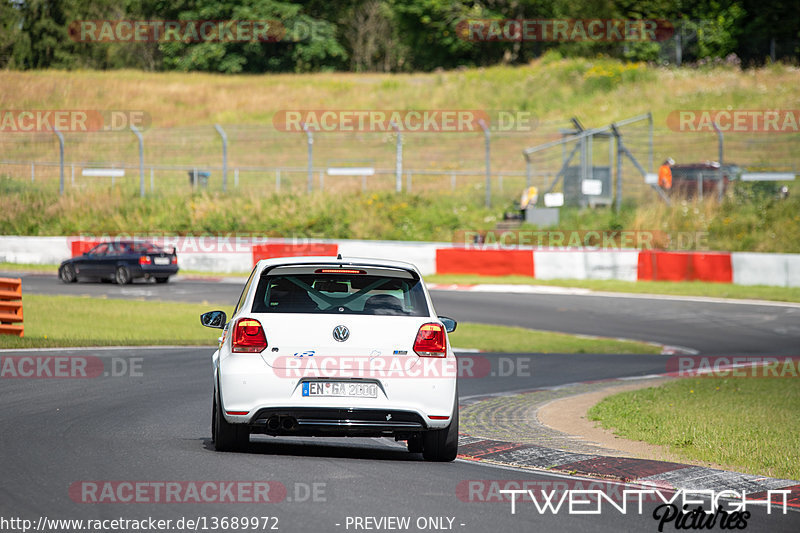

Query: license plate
[153,257,169,265]
[302,381,378,398]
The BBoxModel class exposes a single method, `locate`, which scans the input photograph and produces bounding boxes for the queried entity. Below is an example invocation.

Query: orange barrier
[252,243,339,265]
[0,277,23,337]
[637,251,732,283]
[436,248,535,277]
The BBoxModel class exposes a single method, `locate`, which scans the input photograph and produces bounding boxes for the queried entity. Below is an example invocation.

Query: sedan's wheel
[58,264,77,283]
[213,389,249,452]
[114,266,131,285]
[422,394,459,462]
[155,276,170,284]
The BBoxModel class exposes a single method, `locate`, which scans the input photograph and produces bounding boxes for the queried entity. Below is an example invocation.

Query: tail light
[413,323,446,357]
[232,318,268,353]
[139,256,152,265]
[171,255,178,265]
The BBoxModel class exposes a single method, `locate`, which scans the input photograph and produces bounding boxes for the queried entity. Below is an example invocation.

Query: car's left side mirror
[438,316,457,333]
[200,310,227,329]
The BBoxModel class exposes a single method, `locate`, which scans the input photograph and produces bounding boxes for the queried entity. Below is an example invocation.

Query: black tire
[422,393,459,462]
[155,276,169,284]
[212,387,249,452]
[58,264,77,283]
[114,266,131,285]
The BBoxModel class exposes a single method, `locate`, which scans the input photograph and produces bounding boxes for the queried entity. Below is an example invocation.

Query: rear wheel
[212,388,249,452]
[422,393,459,462]
[58,264,77,283]
[114,266,131,285]
[155,276,170,284]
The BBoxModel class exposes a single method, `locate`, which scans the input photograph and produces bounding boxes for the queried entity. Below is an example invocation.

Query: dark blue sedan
[58,241,179,285]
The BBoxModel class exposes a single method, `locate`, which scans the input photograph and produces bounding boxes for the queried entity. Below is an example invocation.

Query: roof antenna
[337,253,342,260]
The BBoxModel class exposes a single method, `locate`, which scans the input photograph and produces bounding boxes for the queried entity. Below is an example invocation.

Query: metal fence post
[698,172,704,201]
[130,124,145,197]
[319,170,324,192]
[611,126,622,213]
[71,163,75,186]
[234,168,239,188]
[302,123,313,193]
[214,124,228,192]
[525,158,531,188]
[30,162,34,183]
[478,119,491,208]
[391,122,402,192]
[711,120,725,200]
[647,112,654,172]
[451,172,456,191]
[53,129,64,195]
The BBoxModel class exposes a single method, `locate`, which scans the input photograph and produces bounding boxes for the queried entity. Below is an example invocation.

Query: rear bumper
[133,265,179,278]
[249,407,429,437]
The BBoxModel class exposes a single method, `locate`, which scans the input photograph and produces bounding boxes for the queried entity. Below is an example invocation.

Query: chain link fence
[1,118,797,208]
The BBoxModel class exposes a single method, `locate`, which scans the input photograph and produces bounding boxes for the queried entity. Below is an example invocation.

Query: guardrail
[0,277,23,337]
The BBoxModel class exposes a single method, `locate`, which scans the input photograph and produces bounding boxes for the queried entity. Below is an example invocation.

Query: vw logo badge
[332,325,350,342]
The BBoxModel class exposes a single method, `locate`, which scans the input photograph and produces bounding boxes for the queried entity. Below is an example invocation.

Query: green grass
[0,185,499,242]
[588,378,800,479]
[1,59,799,251]
[426,275,800,303]
[0,263,55,273]
[449,322,659,354]
[0,295,659,353]
[2,178,798,253]
[0,294,229,348]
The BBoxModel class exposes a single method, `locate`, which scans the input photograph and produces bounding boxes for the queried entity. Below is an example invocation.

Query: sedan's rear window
[130,242,165,253]
[251,274,429,316]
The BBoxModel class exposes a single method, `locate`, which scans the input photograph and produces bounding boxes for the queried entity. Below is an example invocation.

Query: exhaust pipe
[281,417,296,431]
[266,416,280,431]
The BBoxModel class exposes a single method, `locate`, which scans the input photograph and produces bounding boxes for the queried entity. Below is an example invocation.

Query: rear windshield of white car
[251,274,429,316]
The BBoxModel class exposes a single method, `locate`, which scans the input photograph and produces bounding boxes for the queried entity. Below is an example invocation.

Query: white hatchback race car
[200,256,459,461]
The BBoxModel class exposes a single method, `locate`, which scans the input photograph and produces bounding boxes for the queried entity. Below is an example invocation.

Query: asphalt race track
[15,273,800,355]
[2,274,799,532]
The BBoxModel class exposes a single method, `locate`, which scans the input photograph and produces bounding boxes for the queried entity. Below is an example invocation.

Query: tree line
[1,0,797,73]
